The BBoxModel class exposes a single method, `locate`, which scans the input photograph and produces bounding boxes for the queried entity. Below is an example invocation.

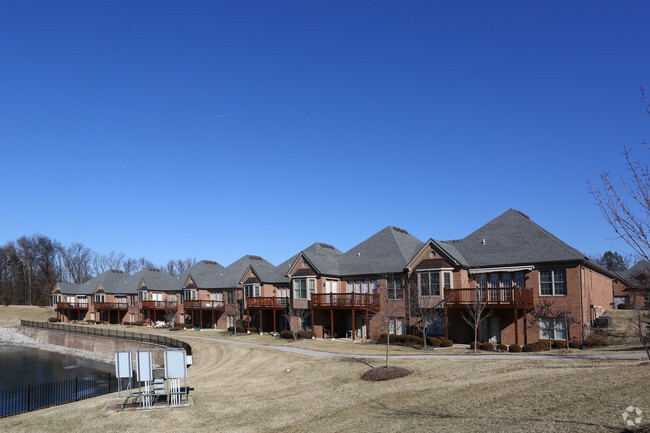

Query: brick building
[53,209,616,346]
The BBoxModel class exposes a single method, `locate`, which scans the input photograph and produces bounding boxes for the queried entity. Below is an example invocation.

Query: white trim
[469,265,534,274]
[417,267,454,272]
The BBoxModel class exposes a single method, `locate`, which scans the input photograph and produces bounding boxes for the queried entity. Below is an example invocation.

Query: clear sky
[1,1,649,267]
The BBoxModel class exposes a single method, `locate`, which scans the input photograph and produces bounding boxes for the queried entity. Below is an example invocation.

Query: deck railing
[246,297,288,309]
[56,302,88,310]
[141,301,178,310]
[446,287,533,308]
[94,302,129,311]
[183,300,225,310]
[311,293,381,309]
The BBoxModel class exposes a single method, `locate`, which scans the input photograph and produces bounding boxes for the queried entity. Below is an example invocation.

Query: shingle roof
[79,270,133,294]
[116,268,173,293]
[300,243,343,276]
[54,282,88,295]
[619,261,650,286]
[339,226,424,275]
[216,255,276,288]
[446,209,593,268]
[174,260,225,289]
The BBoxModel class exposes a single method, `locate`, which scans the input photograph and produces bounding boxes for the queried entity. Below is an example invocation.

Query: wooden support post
[200,308,203,329]
[311,308,314,334]
[273,309,277,334]
[365,309,369,339]
[330,309,334,339]
[212,309,215,329]
[247,309,250,331]
[444,306,449,340]
[352,309,356,340]
[514,308,519,346]
[523,313,528,346]
[259,309,263,333]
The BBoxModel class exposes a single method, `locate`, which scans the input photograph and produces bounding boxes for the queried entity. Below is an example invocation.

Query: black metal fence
[20,320,192,355]
[1,373,112,418]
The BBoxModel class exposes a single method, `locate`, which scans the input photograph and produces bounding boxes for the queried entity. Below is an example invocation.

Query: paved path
[165,333,647,361]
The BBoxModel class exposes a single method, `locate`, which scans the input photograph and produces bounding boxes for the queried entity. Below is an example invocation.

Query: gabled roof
[269,253,299,284]
[339,226,424,275]
[286,243,343,277]
[446,209,596,268]
[618,260,650,288]
[175,260,225,290]
[241,254,294,285]
[122,268,173,293]
[54,282,88,295]
[216,255,275,289]
[83,270,133,295]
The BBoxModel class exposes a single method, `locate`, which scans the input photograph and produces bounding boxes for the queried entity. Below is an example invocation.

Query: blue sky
[1,1,649,267]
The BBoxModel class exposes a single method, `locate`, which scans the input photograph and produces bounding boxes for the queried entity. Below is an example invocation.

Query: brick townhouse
[53,209,616,346]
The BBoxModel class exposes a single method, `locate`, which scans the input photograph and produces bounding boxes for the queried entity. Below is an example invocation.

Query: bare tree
[282,296,311,340]
[528,300,579,350]
[462,286,491,353]
[62,243,93,283]
[373,274,406,367]
[631,296,650,361]
[165,258,197,277]
[590,86,650,263]
[407,272,446,349]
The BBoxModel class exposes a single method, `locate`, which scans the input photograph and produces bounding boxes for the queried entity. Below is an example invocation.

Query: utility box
[594,316,613,329]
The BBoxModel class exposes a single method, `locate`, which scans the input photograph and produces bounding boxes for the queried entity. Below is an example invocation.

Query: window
[489,273,499,288]
[227,291,234,305]
[540,269,566,296]
[309,279,315,295]
[501,273,512,288]
[540,320,567,340]
[129,295,135,306]
[227,315,235,328]
[95,294,104,304]
[443,272,451,289]
[387,275,403,300]
[130,313,135,322]
[294,279,307,299]
[245,285,258,298]
[363,281,369,294]
[348,282,354,292]
[427,317,445,336]
[388,318,404,335]
[168,294,177,303]
[477,274,487,288]
[515,272,525,288]
[183,290,195,301]
[419,272,440,296]
[371,280,377,294]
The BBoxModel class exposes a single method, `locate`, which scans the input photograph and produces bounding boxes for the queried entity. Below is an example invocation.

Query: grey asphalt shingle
[173,260,225,290]
[447,209,594,268]
[54,282,87,295]
[339,226,425,275]
[216,255,276,288]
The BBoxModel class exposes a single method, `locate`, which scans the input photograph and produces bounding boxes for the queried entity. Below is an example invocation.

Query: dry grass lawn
[2,334,649,432]
[0,305,53,325]
[2,307,649,432]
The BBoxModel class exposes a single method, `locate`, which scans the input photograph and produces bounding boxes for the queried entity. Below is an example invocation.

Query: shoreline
[0,326,113,365]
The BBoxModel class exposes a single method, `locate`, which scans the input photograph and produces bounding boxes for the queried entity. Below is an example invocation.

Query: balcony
[94,302,129,311]
[183,300,225,310]
[246,296,288,310]
[311,293,381,310]
[56,302,88,310]
[141,300,178,310]
[446,287,533,309]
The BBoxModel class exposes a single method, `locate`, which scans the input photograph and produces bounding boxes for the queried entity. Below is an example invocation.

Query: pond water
[0,345,113,390]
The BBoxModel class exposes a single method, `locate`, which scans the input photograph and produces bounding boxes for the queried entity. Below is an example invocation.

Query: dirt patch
[360,366,412,381]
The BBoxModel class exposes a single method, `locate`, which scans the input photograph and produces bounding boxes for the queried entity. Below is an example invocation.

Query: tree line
[0,233,196,306]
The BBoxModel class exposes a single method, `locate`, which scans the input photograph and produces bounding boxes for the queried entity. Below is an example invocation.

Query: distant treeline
[0,234,196,306]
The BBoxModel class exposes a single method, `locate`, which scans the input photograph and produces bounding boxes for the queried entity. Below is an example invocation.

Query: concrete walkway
[165,333,648,361]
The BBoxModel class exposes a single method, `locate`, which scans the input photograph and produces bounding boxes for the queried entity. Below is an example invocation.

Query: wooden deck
[183,300,225,310]
[446,287,533,309]
[311,293,381,310]
[246,297,288,310]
